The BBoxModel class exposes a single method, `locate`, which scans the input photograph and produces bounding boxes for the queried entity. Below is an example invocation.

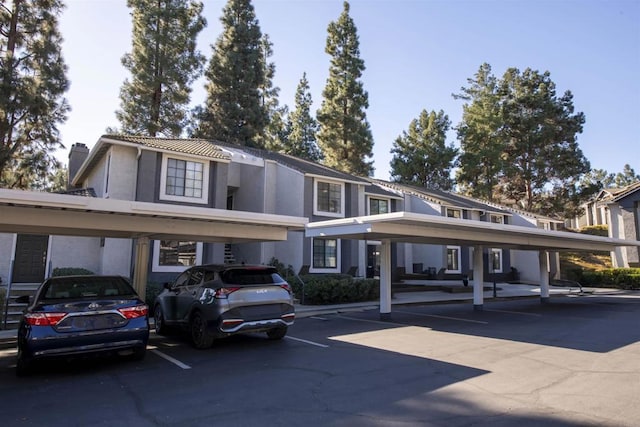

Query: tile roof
[57,187,97,197]
[369,179,510,214]
[212,141,370,184]
[103,135,230,160]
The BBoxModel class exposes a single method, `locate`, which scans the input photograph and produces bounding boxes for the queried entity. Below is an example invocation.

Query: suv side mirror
[163,282,172,290]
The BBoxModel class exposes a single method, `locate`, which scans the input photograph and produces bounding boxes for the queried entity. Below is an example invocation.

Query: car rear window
[220,269,284,286]
[42,277,137,300]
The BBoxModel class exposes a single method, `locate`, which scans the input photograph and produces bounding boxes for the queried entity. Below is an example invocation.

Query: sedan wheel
[266,326,287,340]
[190,312,214,349]
[15,348,31,377]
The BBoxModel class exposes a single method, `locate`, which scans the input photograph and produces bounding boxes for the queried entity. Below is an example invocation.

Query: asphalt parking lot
[1,294,639,427]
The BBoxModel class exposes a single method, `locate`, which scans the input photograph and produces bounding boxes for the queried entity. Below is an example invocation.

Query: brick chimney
[68,143,90,188]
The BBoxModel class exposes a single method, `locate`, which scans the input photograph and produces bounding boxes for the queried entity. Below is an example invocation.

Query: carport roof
[0,189,307,243]
[305,211,640,252]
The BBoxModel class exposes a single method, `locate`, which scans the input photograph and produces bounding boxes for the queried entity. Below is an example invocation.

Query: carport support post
[473,245,484,311]
[379,239,392,321]
[539,250,550,303]
[133,237,150,301]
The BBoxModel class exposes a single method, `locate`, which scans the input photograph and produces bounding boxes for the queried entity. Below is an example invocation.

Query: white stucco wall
[100,238,133,277]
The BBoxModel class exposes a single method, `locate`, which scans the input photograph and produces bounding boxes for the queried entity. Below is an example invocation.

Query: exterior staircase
[224,244,237,265]
[2,283,39,330]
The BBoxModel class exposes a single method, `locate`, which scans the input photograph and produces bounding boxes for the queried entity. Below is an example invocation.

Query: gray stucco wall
[49,236,101,274]
[0,234,14,285]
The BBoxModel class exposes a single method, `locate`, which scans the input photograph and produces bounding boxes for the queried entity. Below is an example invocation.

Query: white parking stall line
[309,316,329,321]
[396,310,489,324]
[151,349,191,369]
[485,309,542,317]
[337,315,407,327]
[285,335,329,348]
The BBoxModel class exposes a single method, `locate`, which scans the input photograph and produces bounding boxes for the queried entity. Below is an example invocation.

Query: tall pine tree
[316,1,373,176]
[256,34,287,151]
[454,63,504,201]
[116,0,206,137]
[194,0,266,146]
[0,0,69,189]
[285,73,321,161]
[390,109,457,191]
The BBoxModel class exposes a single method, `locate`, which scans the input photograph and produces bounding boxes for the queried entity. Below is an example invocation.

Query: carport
[0,189,308,298]
[306,211,640,319]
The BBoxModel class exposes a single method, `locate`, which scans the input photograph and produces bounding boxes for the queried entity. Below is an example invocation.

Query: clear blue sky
[58,0,639,180]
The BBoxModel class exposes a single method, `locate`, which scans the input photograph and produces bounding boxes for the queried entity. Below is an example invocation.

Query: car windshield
[42,277,137,300]
[220,269,284,285]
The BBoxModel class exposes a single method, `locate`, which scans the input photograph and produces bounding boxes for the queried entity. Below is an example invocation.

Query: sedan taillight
[118,304,148,319]
[24,312,67,326]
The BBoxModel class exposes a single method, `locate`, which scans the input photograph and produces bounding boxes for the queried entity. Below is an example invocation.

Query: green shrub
[578,225,609,237]
[52,267,95,277]
[295,274,379,305]
[145,282,165,310]
[578,268,640,290]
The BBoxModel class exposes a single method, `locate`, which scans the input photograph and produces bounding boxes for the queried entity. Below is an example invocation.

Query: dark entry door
[366,244,380,279]
[12,234,49,283]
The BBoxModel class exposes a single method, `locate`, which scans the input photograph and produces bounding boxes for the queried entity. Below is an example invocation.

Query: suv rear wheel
[190,312,214,349]
[266,326,287,340]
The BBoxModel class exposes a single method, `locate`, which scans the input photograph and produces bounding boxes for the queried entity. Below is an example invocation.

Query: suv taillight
[278,283,292,294]
[118,304,148,319]
[215,287,240,298]
[24,312,67,326]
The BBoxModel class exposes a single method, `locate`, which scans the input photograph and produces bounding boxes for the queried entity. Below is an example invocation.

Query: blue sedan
[16,275,149,376]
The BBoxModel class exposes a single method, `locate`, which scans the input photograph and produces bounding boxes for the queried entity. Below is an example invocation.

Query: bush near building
[576,268,640,290]
[294,274,379,305]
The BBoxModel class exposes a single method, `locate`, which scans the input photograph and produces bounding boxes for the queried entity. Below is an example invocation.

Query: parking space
[1,294,639,426]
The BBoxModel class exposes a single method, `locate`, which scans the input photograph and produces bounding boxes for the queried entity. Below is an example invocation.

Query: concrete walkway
[0,281,624,348]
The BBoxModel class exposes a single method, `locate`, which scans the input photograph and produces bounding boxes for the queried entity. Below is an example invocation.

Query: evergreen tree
[613,164,639,186]
[455,64,590,217]
[285,73,321,161]
[116,0,205,137]
[316,1,373,176]
[194,0,266,146]
[256,34,286,151]
[454,63,504,201]
[390,109,457,190]
[498,67,588,214]
[0,0,69,189]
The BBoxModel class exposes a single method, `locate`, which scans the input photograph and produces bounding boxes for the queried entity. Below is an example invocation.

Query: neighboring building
[0,135,562,290]
[567,182,640,268]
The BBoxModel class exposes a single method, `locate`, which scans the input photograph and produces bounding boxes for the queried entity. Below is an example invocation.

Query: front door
[12,234,49,283]
[366,244,380,279]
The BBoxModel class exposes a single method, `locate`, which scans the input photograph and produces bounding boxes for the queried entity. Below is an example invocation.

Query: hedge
[52,267,95,277]
[292,274,379,305]
[576,268,640,290]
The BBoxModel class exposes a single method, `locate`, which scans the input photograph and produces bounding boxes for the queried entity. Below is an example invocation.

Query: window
[152,240,203,272]
[446,208,462,219]
[490,214,504,224]
[314,179,344,217]
[490,248,503,273]
[159,154,209,204]
[446,246,461,273]
[311,238,340,272]
[369,198,389,215]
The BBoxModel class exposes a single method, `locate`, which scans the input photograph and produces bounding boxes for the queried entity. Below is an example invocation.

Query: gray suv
[153,265,295,348]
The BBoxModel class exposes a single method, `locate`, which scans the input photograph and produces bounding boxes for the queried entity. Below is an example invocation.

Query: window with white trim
[369,197,389,215]
[446,208,462,219]
[446,246,461,273]
[490,248,503,273]
[314,179,344,217]
[490,214,503,224]
[152,240,203,272]
[159,154,209,204]
[311,238,340,272]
